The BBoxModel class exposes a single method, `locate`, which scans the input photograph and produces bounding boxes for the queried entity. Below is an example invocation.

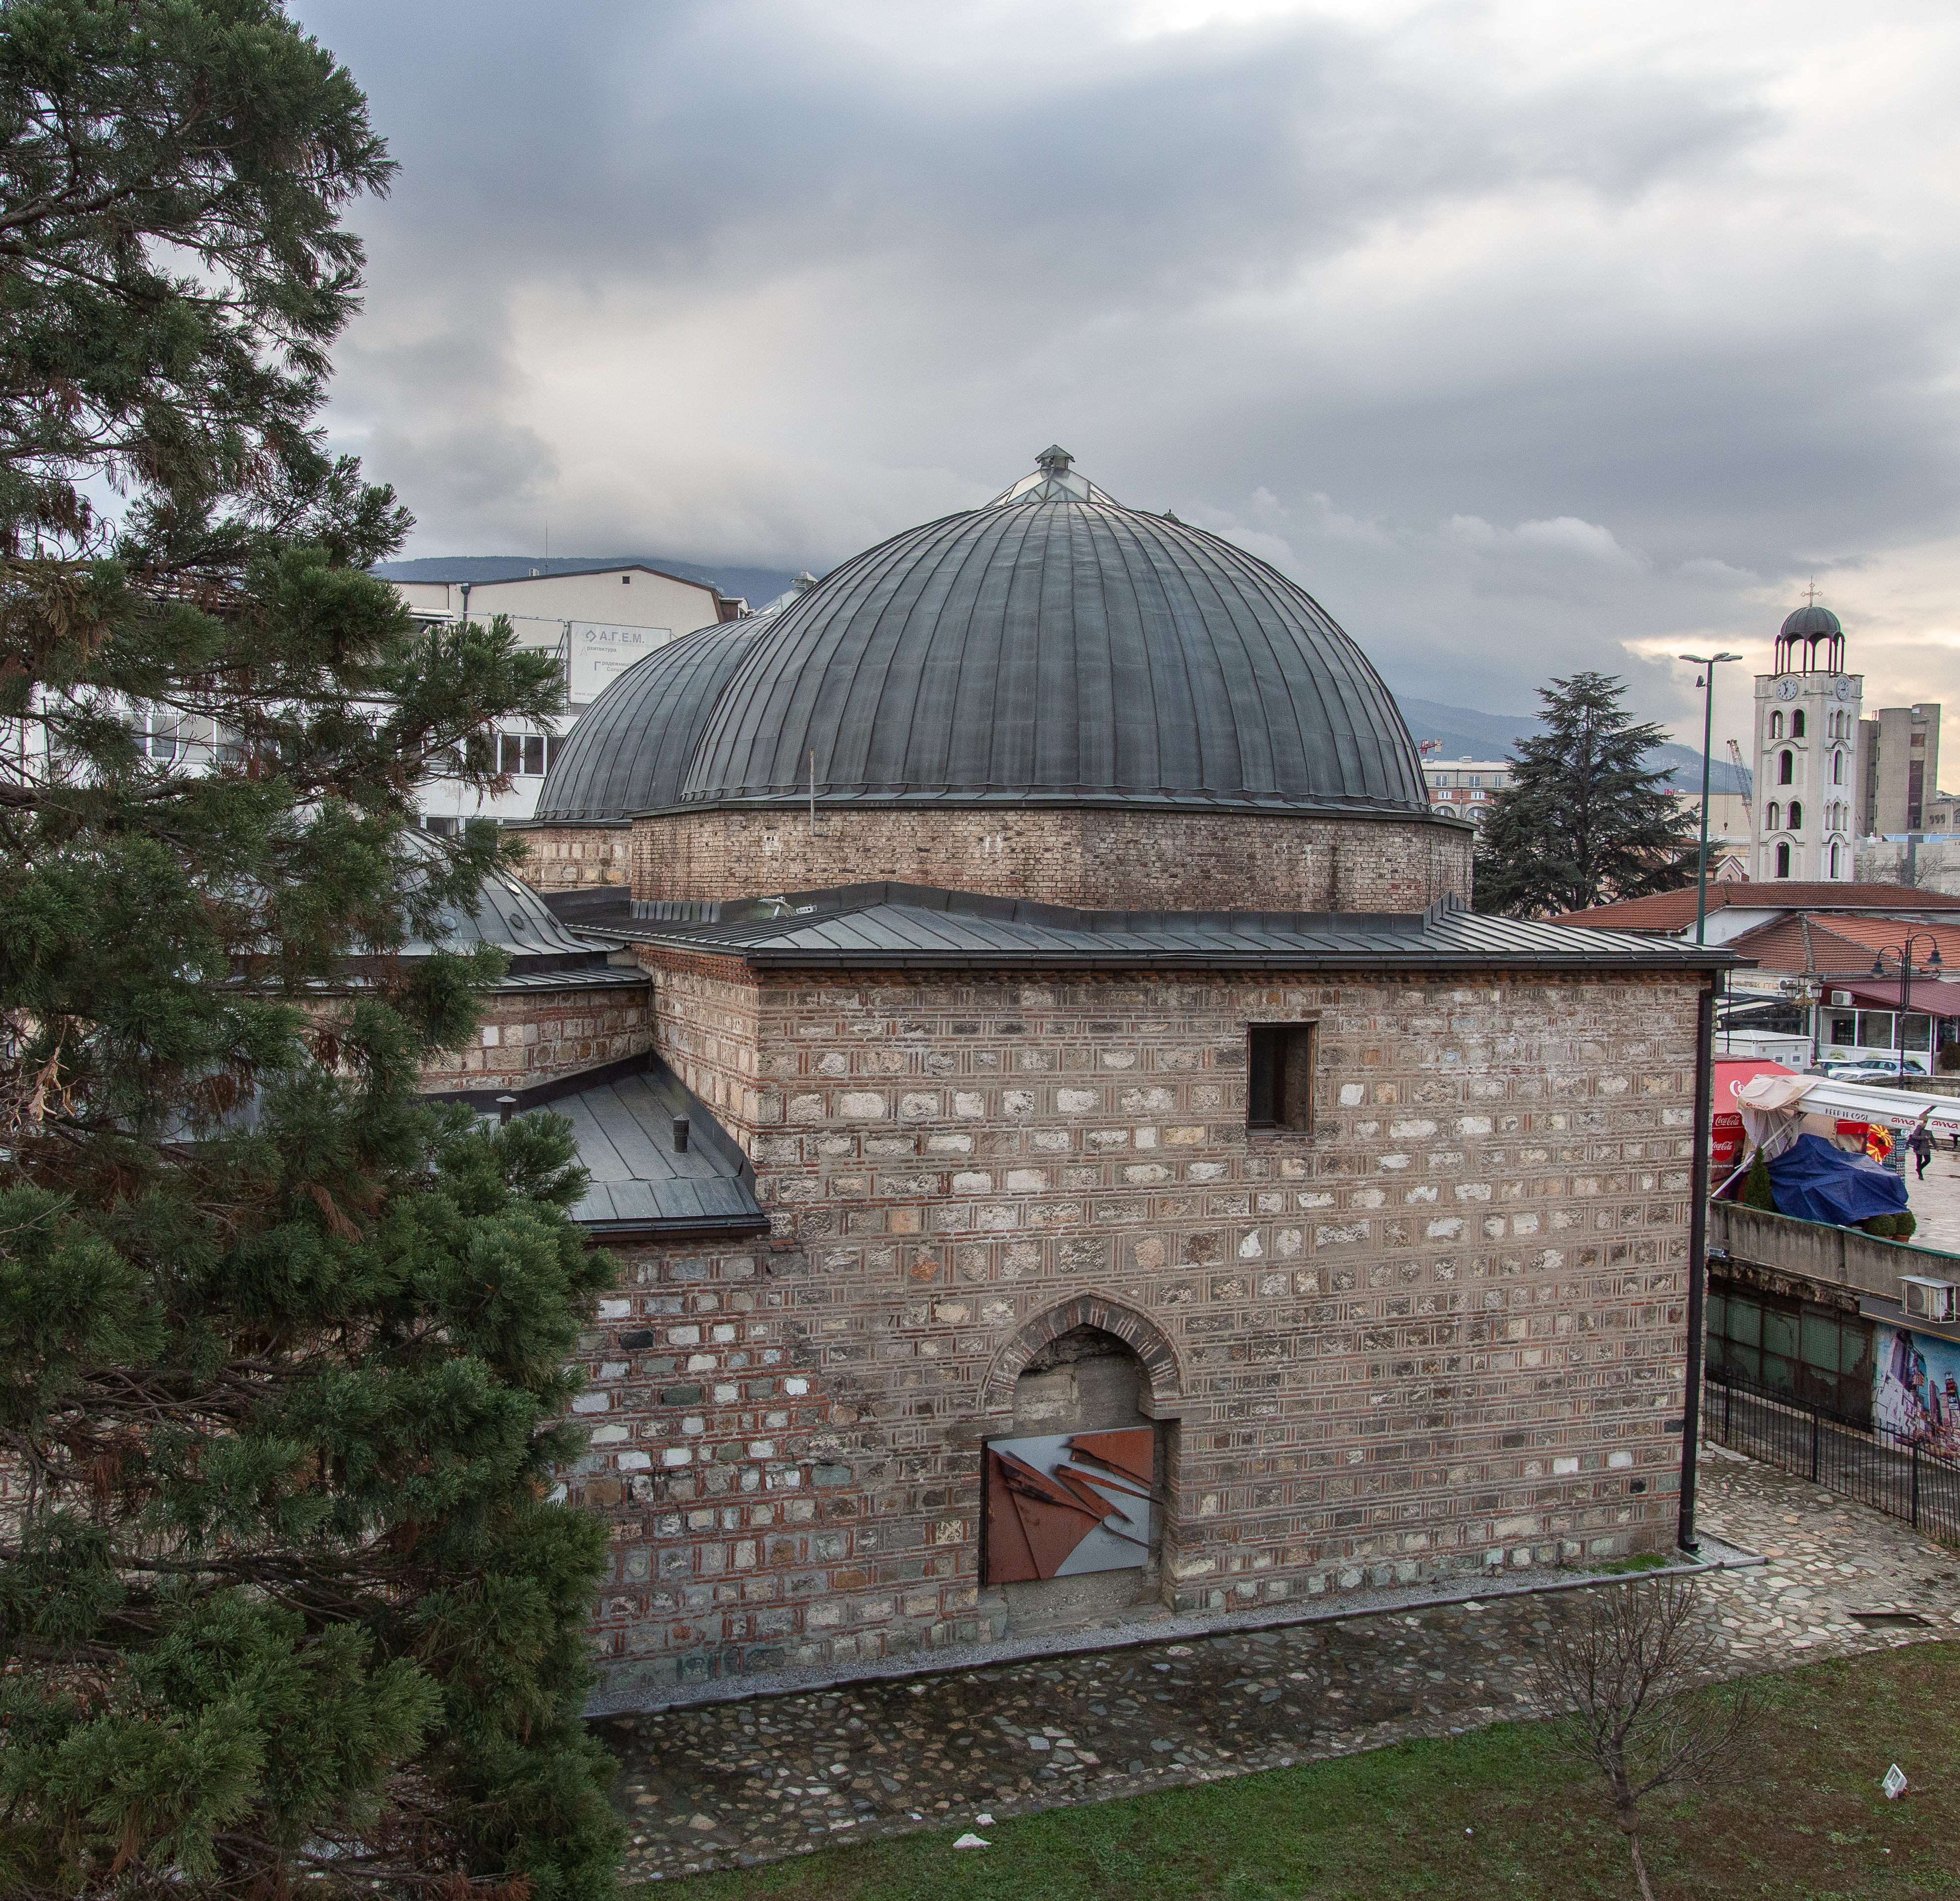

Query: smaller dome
[1780,603,1842,638]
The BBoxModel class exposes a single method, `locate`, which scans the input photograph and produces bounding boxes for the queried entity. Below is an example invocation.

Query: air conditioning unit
[1831,991,1854,1007]
[1900,1276,1960,1323]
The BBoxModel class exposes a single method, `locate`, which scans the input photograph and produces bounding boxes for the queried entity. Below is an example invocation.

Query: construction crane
[1727,738,1753,830]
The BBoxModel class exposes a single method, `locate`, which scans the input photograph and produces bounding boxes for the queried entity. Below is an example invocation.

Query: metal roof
[621,882,1738,974]
[402,839,631,975]
[558,1066,766,1235]
[532,618,764,824]
[680,455,1430,816]
[1780,604,1843,638]
[425,1056,766,1238]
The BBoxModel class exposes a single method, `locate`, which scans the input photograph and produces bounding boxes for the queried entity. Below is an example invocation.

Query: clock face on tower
[1836,678,1853,700]
[1775,678,1799,701]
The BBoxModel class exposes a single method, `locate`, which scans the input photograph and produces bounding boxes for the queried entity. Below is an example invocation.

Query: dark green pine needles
[0,4,623,1895]
[1473,670,1700,918]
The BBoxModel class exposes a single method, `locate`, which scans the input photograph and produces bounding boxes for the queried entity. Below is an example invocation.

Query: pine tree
[1472,671,1699,917]
[0,6,622,1895]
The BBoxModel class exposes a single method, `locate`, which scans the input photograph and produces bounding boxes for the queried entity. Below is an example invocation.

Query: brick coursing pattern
[629,807,1474,912]
[566,963,1700,1698]
[508,824,631,891]
[418,982,652,1094]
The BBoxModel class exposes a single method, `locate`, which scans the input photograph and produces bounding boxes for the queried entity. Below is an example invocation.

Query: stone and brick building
[444,450,1728,1702]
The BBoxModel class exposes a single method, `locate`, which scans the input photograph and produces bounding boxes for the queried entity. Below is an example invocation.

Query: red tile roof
[1552,883,1960,931]
[1727,911,1960,975]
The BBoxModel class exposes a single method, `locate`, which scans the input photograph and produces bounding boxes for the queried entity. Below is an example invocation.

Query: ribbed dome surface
[680,480,1427,815]
[535,618,762,823]
[1779,604,1843,639]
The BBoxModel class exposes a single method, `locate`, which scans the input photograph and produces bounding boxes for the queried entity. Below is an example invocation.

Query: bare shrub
[1532,1577,1757,1901]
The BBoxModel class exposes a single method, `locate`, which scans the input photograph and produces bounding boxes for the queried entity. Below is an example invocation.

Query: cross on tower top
[1806,580,1820,605]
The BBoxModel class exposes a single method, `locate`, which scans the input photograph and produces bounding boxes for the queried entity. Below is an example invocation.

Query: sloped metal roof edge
[637,789,1471,822]
[623,905,1741,974]
[580,1211,774,1242]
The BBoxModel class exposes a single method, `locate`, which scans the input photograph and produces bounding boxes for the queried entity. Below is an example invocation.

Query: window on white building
[497,733,562,776]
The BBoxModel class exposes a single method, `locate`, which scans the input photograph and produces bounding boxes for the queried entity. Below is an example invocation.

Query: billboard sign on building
[568,622,673,704]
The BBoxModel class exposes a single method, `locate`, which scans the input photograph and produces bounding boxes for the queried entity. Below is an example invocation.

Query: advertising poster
[568,622,673,702]
[1874,1324,1960,1454]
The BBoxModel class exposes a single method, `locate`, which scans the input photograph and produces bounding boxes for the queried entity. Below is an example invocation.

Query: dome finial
[985,447,1115,508]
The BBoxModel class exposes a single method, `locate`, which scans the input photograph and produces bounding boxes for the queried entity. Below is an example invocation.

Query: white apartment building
[391,564,741,831]
[1421,755,1510,824]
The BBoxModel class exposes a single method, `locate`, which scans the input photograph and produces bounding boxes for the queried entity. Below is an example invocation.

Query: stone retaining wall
[628,807,1472,913]
[566,960,1700,1700]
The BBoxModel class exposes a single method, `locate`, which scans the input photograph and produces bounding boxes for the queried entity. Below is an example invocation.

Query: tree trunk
[1625,1826,1657,1901]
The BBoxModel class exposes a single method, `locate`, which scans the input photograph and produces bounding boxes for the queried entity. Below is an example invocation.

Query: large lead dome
[539,449,1428,822]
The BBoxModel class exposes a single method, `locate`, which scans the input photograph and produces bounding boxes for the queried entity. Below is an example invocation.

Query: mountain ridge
[1393,693,1750,797]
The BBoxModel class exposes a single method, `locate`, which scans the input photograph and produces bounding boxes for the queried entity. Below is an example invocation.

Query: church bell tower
[1752,601,1861,882]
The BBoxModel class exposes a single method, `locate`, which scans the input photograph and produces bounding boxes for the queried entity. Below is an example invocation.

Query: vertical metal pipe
[1695,671,1715,945]
[1678,977,1717,1553]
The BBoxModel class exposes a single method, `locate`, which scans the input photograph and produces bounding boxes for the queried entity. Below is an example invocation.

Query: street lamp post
[1677,652,1744,947]
[1673,651,1739,1557]
[1870,936,1945,1087]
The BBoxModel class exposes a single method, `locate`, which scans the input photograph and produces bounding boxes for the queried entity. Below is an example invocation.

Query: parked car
[1823,1059,1929,1082]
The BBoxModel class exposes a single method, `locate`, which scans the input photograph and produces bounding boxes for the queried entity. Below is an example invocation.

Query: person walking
[1910,1125,1935,1181]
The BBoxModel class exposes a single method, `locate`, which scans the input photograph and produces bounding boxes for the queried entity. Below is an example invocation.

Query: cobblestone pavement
[1904,1145,1960,1252]
[598,1451,1960,1884]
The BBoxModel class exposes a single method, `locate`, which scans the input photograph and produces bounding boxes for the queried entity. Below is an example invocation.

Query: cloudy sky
[298,0,1960,744]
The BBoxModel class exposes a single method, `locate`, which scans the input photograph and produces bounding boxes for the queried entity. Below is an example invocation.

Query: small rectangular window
[523,734,545,775]
[497,733,523,775]
[545,733,563,772]
[1247,1024,1315,1132]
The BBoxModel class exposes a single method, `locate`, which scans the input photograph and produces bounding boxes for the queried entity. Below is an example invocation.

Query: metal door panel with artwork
[983,1428,1156,1584]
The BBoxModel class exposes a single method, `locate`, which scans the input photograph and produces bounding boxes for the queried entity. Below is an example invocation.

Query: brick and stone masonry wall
[417,980,652,1094]
[629,807,1473,913]
[508,823,631,891]
[564,959,1702,1699]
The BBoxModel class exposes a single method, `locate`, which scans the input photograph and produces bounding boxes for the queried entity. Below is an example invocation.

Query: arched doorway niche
[980,1321,1177,1638]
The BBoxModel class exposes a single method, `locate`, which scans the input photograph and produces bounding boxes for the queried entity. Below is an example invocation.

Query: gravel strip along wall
[593,1451,1959,1884]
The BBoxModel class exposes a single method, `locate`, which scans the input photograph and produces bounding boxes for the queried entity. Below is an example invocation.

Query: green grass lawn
[645,1642,1960,1900]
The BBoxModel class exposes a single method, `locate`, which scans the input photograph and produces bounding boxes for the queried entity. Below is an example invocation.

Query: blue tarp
[1766,1133,1910,1227]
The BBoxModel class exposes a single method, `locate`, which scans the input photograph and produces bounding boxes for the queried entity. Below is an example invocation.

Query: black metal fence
[1704,1370,1960,1548]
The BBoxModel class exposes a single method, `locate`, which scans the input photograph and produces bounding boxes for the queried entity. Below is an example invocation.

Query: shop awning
[1736,1070,1960,1136]
[1816,976,1960,1013]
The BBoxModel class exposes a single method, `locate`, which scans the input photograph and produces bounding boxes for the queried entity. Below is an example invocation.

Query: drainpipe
[1677,972,1719,1554]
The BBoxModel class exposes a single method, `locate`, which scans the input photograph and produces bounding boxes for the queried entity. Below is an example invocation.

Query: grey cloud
[295,0,1960,728]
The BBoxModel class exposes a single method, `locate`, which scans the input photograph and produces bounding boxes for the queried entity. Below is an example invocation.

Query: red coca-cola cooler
[1711,1057,1798,1173]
